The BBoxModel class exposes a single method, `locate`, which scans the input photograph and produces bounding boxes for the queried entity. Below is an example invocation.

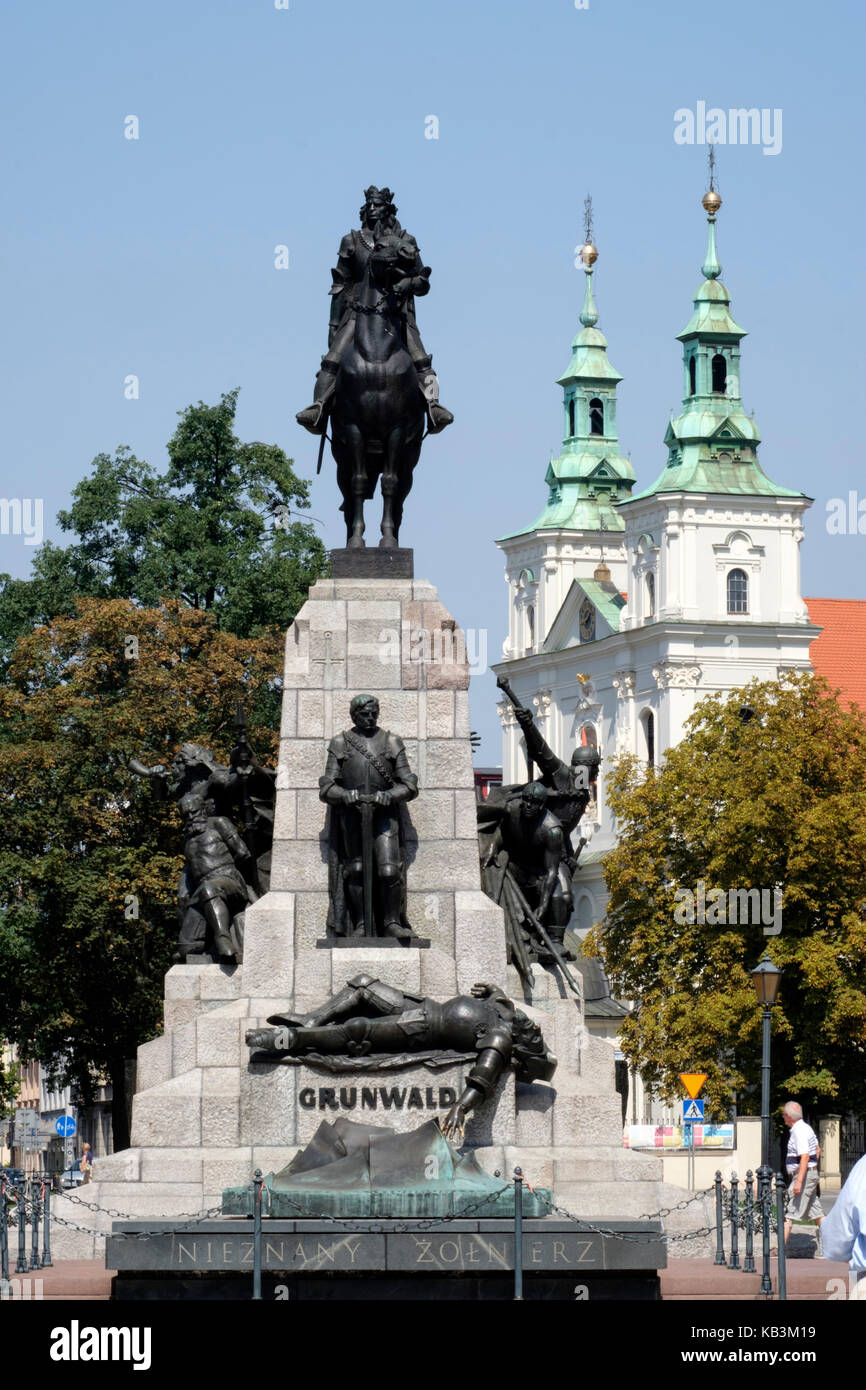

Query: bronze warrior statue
[297,187,452,550]
[247,978,557,1143]
[477,678,600,990]
[129,711,275,963]
[320,694,418,942]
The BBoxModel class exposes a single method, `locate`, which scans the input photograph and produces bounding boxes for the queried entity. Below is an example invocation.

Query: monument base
[330,546,414,578]
[107,1216,664,1301]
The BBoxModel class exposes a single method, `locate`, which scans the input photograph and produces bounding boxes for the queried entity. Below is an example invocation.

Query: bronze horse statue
[328,232,426,549]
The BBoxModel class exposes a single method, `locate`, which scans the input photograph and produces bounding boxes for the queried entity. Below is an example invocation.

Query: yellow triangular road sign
[679,1072,707,1099]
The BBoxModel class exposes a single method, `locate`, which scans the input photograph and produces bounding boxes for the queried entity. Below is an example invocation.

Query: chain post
[252,1169,263,1301]
[16,1181,28,1274]
[729,1172,740,1269]
[29,1179,41,1269]
[774,1172,787,1302]
[41,1180,53,1267]
[713,1171,726,1265]
[758,1165,773,1295]
[743,1170,755,1273]
[513,1167,524,1301]
[0,1178,8,1283]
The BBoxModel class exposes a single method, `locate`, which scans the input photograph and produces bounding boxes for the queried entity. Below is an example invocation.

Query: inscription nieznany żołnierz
[298,1085,458,1112]
[170,1233,603,1270]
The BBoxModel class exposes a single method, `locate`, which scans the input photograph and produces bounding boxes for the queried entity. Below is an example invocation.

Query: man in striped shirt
[782,1100,824,1249]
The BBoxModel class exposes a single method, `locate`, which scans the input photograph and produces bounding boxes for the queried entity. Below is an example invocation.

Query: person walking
[79,1142,93,1185]
[782,1101,823,1251]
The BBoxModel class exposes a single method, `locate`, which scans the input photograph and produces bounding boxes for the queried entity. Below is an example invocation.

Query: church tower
[498,209,635,670]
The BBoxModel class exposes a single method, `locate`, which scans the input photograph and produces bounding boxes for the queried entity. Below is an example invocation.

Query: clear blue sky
[2,0,864,759]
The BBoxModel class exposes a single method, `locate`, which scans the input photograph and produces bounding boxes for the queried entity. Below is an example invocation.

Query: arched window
[646,572,655,618]
[712,353,727,394]
[526,604,535,651]
[688,356,697,396]
[568,398,576,436]
[727,569,748,614]
[589,397,604,435]
[641,710,655,767]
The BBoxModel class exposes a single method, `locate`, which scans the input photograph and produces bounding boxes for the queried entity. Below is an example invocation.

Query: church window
[646,572,655,618]
[727,568,748,614]
[688,356,697,396]
[568,398,576,436]
[526,604,535,651]
[641,711,655,767]
[589,397,604,435]
[712,353,727,393]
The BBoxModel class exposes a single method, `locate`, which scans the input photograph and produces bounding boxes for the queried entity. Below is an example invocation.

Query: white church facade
[492,186,820,958]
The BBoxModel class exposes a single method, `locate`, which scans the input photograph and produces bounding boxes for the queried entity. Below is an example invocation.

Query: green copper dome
[631,198,805,503]
[500,256,635,540]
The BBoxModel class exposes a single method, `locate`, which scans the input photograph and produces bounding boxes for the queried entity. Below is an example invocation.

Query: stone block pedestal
[51,578,705,1265]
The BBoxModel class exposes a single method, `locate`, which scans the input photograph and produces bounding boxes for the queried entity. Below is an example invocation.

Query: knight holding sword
[319,695,419,941]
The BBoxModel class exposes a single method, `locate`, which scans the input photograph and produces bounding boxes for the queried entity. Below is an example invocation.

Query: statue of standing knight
[296,185,453,437]
[320,694,419,942]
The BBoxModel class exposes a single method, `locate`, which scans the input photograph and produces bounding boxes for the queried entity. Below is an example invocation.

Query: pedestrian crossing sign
[683,1099,704,1123]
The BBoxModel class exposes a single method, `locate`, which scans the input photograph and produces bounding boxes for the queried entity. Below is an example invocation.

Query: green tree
[0,391,328,1147]
[0,598,282,1150]
[585,673,866,1121]
[0,388,327,670]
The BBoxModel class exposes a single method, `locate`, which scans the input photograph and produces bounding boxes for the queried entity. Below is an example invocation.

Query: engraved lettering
[339,1087,357,1109]
[316,1242,336,1263]
[380,1086,407,1109]
[265,1242,285,1263]
[414,1238,435,1265]
[438,1240,460,1264]
[177,1241,197,1265]
[438,1086,457,1107]
[240,1241,254,1265]
[223,1241,234,1263]
[319,1087,339,1110]
[361,1087,377,1109]
[299,1088,316,1109]
[530,1240,542,1264]
[407,1087,424,1109]
[553,1240,571,1264]
[576,1240,595,1264]
[345,1239,362,1264]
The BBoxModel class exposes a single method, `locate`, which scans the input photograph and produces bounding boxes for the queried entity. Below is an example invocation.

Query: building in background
[493,186,866,1123]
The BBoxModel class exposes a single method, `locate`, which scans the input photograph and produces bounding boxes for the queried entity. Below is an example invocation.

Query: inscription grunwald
[298,1085,458,1112]
[169,1232,603,1271]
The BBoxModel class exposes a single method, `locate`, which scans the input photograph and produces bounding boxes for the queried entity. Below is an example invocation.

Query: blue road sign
[683,1099,704,1123]
[55,1115,77,1137]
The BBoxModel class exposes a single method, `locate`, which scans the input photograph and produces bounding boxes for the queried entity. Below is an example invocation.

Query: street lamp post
[750,953,782,1296]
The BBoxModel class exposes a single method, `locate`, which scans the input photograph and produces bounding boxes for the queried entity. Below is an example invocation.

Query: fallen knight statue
[246,978,557,1142]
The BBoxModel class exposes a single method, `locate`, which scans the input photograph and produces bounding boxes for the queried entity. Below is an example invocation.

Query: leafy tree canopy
[0,388,327,669]
[0,598,282,1148]
[585,673,866,1120]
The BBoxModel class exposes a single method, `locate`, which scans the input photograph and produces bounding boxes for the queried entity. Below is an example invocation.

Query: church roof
[806,597,866,713]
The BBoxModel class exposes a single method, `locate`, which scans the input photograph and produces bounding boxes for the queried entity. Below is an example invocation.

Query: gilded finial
[701,147,722,279]
[702,146,722,216]
[577,193,598,267]
[578,193,599,326]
